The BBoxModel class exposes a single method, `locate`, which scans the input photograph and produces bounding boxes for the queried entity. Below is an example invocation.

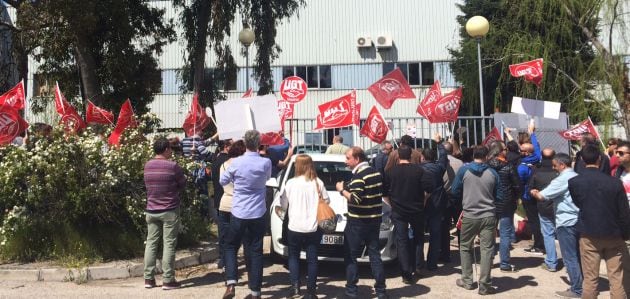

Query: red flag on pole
[360,105,388,144]
[481,127,502,146]
[0,80,25,110]
[314,90,358,130]
[0,105,29,145]
[367,68,416,109]
[416,80,442,118]
[85,100,114,125]
[108,99,137,145]
[260,132,284,146]
[277,99,294,131]
[420,87,463,123]
[509,58,544,87]
[54,82,86,132]
[354,103,361,127]
[182,93,211,136]
[242,88,254,98]
[558,118,599,141]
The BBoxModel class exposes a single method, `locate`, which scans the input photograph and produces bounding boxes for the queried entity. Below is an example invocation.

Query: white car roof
[290,153,346,163]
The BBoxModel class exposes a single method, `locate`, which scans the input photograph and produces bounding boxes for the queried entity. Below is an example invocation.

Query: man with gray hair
[220,130,272,299]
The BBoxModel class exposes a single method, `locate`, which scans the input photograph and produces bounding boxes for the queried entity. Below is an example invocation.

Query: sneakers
[456,278,476,290]
[524,247,545,255]
[162,280,181,290]
[478,287,497,295]
[540,263,557,272]
[499,265,518,273]
[144,279,157,289]
[555,289,580,298]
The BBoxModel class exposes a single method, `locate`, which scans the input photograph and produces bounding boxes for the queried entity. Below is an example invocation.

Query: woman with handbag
[279,154,330,299]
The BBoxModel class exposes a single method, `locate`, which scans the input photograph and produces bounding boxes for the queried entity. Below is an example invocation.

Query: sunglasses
[615,150,630,156]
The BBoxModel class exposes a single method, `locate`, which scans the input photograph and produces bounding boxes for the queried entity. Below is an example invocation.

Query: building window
[282,65,332,89]
[382,62,435,86]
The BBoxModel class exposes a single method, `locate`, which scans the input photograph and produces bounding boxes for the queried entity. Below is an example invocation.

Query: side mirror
[266,177,279,189]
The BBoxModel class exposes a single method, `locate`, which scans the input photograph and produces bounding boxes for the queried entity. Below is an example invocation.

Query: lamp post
[238,25,255,91]
[466,16,490,138]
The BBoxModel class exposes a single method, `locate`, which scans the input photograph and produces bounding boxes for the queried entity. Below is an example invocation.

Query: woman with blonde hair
[280,154,329,299]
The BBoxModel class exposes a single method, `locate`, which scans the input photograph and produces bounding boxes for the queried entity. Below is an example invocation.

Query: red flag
[421,87,462,123]
[0,80,25,110]
[360,106,388,144]
[0,105,28,145]
[108,99,137,145]
[182,93,211,136]
[85,100,114,125]
[354,103,361,127]
[277,99,294,131]
[416,80,442,118]
[558,118,599,141]
[509,58,544,87]
[260,132,284,146]
[54,82,86,132]
[242,88,254,98]
[482,127,502,146]
[314,91,358,130]
[368,68,416,109]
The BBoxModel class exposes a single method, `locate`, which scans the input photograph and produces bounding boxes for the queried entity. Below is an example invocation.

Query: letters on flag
[558,118,599,141]
[509,58,544,87]
[277,99,294,131]
[86,101,114,125]
[416,80,442,118]
[0,105,28,145]
[482,127,502,146]
[108,99,137,145]
[0,80,25,110]
[419,87,462,123]
[367,68,416,109]
[182,93,211,136]
[54,82,85,132]
[360,106,388,144]
[314,91,358,130]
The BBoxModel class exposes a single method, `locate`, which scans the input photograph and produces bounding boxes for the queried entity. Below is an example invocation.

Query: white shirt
[620,170,630,205]
[280,176,330,233]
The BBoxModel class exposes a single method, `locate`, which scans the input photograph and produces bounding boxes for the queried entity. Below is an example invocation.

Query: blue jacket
[518,132,541,200]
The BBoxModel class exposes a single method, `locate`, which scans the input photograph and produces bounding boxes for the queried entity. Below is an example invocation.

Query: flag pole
[588,116,606,150]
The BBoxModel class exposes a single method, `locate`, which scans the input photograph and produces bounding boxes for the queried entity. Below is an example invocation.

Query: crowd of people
[141,124,630,299]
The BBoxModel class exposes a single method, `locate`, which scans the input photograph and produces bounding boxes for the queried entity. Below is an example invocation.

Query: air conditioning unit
[356,36,373,48]
[376,34,393,49]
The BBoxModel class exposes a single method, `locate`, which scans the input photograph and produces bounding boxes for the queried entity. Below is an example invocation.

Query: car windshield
[285,161,353,190]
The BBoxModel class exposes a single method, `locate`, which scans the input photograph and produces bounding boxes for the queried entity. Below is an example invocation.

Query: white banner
[213,94,282,140]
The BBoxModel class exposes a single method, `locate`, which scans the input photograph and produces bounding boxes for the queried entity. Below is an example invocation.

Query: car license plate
[321,234,343,245]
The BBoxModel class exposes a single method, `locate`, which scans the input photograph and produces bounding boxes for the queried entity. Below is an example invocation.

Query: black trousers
[523,199,544,249]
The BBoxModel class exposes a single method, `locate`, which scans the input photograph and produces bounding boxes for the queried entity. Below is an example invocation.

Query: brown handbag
[315,180,337,232]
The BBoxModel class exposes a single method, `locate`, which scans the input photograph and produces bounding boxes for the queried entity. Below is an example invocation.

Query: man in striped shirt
[336,146,387,299]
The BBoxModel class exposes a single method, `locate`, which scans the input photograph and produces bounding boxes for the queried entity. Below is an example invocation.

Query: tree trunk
[191,0,211,106]
[74,44,102,107]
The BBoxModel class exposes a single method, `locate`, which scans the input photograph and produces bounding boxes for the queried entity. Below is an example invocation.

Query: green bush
[0,116,210,262]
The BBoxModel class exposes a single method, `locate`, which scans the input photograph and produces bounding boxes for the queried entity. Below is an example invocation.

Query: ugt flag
[108,99,137,145]
[416,80,442,119]
[0,105,29,145]
[182,93,211,136]
[419,87,463,123]
[86,100,114,125]
[482,127,502,146]
[368,68,415,109]
[360,105,388,144]
[314,90,359,130]
[0,80,25,110]
[558,118,599,141]
[54,82,86,132]
[509,58,544,87]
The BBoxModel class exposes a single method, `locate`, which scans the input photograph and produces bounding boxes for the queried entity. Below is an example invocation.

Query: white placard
[214,95,282,140]
[511,97,561,119]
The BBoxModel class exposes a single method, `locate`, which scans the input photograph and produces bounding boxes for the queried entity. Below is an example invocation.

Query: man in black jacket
[383,145,434,284]
[419,133,449,271]
[528,148,559,272]
[568,144,630,299]
[574,133,610,175]
[487,141,522,272]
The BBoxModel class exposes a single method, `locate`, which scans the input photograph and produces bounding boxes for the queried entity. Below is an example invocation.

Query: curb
[0,246,218,282]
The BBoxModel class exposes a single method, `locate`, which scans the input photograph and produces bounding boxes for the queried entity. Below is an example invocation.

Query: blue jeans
[425,211,443,270]
[391,212,424,278]
[224,216,266,296]
[539,215,558,270]
[498,215,514,269]
[556,225,582,295]
[344,219,386,296]
[217,211,231,266]
[287,229,322,291]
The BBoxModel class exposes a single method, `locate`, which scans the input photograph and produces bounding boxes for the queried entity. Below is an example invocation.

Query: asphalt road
[0,240,613,298]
